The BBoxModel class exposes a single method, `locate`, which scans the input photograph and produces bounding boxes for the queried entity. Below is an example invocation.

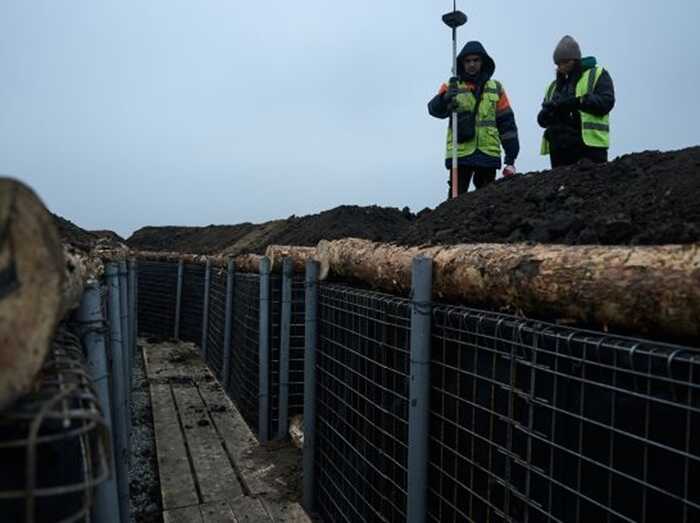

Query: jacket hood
[581,56,597,71]
[456,41,495,80]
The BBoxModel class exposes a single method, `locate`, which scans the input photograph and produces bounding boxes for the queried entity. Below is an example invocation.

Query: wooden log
[317,238,700,340]
[264,245,316,273]
[0,179,65,410]
[232,253,263,274]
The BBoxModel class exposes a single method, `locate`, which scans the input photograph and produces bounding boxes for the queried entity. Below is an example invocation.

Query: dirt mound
[90,229,125,245]
[127,223,257,254]
[52,214,98,251]
[269,205,414,247]
[399,147,700,246]
[127,205,415,255]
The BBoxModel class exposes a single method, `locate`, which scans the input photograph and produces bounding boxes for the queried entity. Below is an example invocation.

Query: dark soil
[247,440,303,502]
[126,205,415,255]
[399,147,700,246]
[58,147,700,252]
[52,213,125,250]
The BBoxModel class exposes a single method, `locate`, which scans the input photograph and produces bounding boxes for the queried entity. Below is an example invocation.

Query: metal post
[118,260,131,451]
[302,260,319,512]
[128,259,138,356]
[221,258,235,393]
[258,256,271,442]
[407,256,433,523]
[201,258,211,358]
[277,257,293,440]
[78,281,121,523]
[174,259,184,339]
[106,263,130,523]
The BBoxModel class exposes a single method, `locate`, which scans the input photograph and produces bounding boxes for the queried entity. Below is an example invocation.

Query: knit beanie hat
[553,35,582,64]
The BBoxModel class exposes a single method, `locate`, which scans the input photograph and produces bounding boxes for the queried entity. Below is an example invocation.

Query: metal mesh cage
[428,306,700,523]
[0,325,111,522]
[316,284,411,523]
[137,260,178,338]
[228,272,261,432]
[180,263,205,345]
[205,267,228,378]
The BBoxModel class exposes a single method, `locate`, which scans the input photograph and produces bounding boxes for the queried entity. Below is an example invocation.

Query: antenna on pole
[442,2,467,198]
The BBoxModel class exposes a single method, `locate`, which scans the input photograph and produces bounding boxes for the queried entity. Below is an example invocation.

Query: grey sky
[1,1,698,238]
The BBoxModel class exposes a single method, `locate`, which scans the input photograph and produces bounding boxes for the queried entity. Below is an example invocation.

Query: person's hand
[557,96,580,111]
[444,76,460,102]
[502,165,516,178]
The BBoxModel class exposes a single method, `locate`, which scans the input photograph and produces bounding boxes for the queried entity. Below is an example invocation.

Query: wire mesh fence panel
[0,325,111,522]
[288,277,307,418]
[180,263,205,345]
[316,284,411,523]
[269,275,282,436]
[428,306,700,523]
[137,260,178,338]
[205,267,227,378]
[228,273,261,433]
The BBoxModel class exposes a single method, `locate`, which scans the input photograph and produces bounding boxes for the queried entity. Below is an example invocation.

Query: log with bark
[317,238,700,341]
[264,245,316,273]
[0,179,66,410]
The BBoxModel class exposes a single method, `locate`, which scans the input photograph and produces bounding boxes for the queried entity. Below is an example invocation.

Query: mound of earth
[398,147,700,246]
[127,223,258,254]
[128,205,415,255]
[52,214,99,251]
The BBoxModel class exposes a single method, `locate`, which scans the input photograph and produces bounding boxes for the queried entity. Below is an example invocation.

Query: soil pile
[399,147,700,246]
[128,223,258,254]
[127,205,415,255]
[52,214,98,251]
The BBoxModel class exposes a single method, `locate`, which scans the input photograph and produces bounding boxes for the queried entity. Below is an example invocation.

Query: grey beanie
[553,35,582,64]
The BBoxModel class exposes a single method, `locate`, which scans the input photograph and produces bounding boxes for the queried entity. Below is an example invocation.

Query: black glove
[554,96,580,112]
[444,76,460,103]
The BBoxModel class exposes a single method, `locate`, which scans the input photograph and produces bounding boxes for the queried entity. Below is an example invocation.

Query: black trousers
[550,145,608,168]
[447,166,496,199]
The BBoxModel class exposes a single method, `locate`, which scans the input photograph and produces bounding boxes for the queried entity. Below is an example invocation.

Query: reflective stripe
[582,122,610,131]
[483,88,499,95]
[476,120,497,127]
[500,131,518,141]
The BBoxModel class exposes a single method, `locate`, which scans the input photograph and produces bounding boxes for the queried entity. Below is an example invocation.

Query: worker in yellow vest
[428,41,520,198]
[538,35,615,168]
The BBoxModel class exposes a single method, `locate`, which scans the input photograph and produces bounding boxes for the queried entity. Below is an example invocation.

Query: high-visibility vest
[445,79,502,160]
[540,66,610,155]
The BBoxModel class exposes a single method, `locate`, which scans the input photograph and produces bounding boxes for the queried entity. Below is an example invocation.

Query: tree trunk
[0,179,65,409]
[317,238,700,340]
[265,245,316,273]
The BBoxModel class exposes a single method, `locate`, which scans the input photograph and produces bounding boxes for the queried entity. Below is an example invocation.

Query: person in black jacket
[428,41,520,198]
[538,35,615,168]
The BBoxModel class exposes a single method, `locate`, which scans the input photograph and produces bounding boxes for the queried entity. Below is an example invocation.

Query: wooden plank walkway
[144,340,310,522]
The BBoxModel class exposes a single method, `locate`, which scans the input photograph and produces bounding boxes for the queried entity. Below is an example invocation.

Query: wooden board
[163,504,203,523]
[149,383,199,510]
[172,384,244,503]
[228,496,273,522]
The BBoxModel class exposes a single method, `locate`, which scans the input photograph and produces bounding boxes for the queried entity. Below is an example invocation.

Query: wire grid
[180,263,205,344]
[205,267,228,378]
[288,277,307,417]
[0,325,111,522]
[227,272,261,433]
[428,306,700,523]
[268,275,283,435]
[137,260,178,338]
[316,283,411,523]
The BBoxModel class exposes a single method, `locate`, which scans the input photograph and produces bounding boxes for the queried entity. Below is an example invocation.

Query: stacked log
[0,179,66,409]
[316,238,700,340]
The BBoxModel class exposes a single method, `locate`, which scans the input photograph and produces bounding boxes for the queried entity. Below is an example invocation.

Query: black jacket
[537,57,615,149]
[428,41,519,168]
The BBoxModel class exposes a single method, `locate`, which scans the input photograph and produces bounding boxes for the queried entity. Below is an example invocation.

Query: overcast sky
[1,1,698,238]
